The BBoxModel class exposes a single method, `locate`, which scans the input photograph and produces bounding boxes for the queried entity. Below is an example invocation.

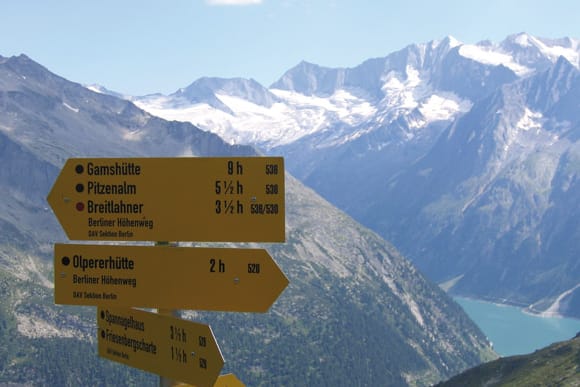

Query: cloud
[206,0,262,5]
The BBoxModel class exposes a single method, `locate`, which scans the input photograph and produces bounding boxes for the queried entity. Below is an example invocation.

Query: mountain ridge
[367,53,580,316]
[129,33,575,151]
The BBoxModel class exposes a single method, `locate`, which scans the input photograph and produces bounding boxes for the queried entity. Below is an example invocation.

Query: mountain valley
[0,53,496,385]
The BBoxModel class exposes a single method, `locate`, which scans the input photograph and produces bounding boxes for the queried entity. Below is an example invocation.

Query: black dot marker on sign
[61,256,70,266]
[76,183,84,193]
[75,165,84,174]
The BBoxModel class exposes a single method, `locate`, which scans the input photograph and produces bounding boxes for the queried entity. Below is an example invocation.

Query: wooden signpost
[97,307,223,387]
[47,157,285,242]
[54,243,288,312]
[174,373,245,387]
[48,156,287,386]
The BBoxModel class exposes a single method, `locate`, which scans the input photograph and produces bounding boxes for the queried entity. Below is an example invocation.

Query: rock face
[366,55,580,318]
[0,54,494,385]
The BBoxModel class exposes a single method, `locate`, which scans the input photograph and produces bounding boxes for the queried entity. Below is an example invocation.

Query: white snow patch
[329,126,375,147]
[381,66,423,110]
[516,108,543,131]
[380,66,471,129]
[419,94,473,122]
[62,102,79,113]
[446,36,462,48]
[459,45,532,76]
[86,85,104,94]
[529,35,580,67]
[514,34,532,47]
[122,129,144,141]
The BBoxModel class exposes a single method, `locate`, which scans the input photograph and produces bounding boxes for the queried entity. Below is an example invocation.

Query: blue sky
[1,0,578,95]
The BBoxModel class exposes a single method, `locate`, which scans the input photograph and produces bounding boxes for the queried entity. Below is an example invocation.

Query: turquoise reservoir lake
[455,297,580,356]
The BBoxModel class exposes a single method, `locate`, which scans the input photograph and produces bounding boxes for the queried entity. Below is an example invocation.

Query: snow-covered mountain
[134,74,380,149]
[127,33,580,318]
[131,33,579,151]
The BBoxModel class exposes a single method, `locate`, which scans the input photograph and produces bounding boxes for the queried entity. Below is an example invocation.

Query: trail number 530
[265,164,278,175]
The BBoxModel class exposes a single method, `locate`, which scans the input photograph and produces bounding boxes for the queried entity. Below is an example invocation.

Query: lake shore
[454,296,580,357]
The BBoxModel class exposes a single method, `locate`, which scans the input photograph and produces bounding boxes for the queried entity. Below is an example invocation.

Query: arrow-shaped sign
[55,244,289,313]
[174,373,245,387]
[212,373,245,387]
[47,157,285,242]
[98,307,223,387]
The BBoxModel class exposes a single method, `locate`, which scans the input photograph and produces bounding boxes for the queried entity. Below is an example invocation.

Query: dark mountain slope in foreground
[0,54,494,385]
[437,333,580,387]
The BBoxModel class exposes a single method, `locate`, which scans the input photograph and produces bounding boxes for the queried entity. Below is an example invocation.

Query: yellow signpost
[47,157,285,242]
[212,373,245,387]
[174,373,245,387]
[48,156,288,386]
[54,243,289,312]
[97,307,224,387]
